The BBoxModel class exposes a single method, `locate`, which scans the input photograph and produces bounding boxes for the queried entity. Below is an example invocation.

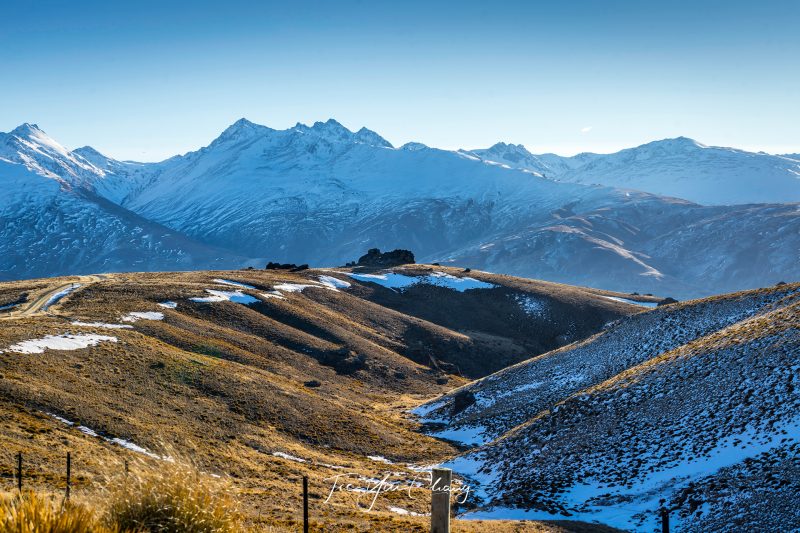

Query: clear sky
[1,0,798,161]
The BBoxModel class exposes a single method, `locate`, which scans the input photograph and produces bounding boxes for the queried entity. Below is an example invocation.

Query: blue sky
[1,0,798,161]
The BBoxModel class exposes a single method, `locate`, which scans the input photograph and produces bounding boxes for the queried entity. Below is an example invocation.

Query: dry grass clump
[102,457,241,533]
[0,491,109,533]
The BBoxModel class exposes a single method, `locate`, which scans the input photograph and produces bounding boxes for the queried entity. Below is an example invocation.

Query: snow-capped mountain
[416,283,800,531]
[0,125,243,280]
[459,143,550,176]
[468,137,800,205]
[1,119,798,298]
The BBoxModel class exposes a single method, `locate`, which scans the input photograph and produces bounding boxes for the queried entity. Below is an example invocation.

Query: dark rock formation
[356,248,415,268]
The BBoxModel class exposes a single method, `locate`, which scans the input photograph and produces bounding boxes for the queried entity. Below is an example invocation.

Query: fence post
[303,475,309,533]
[660,507,670,533]
[65,452,71,500]
[16,452,22,492]
[431,468,452,533]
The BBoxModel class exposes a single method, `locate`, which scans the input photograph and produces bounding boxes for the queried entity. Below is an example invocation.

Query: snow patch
[190,289,259,304]
[347,271,497,292]
[4,334,117,354]
[71,321,134,329]
[46,412,162,460]
[213,278,256,289]
[514,294,547,317]
[273,283,321,293]
[157,301,178,309]
[603,295,659,308]
[388,506,427,517]
[121,311,164,322]
[318,275,352,290]
[272,451,307,463]
[260,290,286,300]
[42,283,81,310]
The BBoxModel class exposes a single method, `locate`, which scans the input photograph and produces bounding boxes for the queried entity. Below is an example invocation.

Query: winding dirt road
[0,274,109,320]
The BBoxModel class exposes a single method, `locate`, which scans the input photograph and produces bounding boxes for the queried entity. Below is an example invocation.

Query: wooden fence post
[16,452,22,492]
[303,475,309,533]
[431,468,452,533]
[65,452,71,500]
[660,507,670,533]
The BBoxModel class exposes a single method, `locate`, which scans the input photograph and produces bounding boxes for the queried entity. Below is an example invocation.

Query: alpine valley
[2,119,799,298]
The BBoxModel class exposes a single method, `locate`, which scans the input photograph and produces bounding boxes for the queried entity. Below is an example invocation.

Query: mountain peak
[213,118,272,145]
[10,122,45,137]
[293,119,392,148]
[487,141,531,154]
[644,136,706,151]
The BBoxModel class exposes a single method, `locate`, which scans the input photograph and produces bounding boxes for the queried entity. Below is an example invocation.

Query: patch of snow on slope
[348,271,497,292]
[213,278,256,289]
[190,289,259,304]
[260,290,286,300]
[121,311,164,322]
[272,451,307,463]
[431,424,487,447]
[367,455,393,464]
[514,294,547,317]
[71,321,134,329]
[388,506,427,517]
[157,301,178,309]
[318,275,352,290]
[604,295,659,308]
[4,334,117,354]
[47,412,162,459]
[272,280,342,293]
[42,283,81,310]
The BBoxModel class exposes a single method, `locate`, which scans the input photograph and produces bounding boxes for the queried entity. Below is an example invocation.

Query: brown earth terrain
[0,265,644,531]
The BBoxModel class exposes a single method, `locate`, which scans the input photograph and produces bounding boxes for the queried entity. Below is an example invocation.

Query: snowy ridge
[470,136,800,205]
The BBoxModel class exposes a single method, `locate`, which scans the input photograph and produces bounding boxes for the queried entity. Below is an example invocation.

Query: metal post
[661,507,670,533]
[303,475,309,533]
[431,468,452,533]
[16,452,22,492]
[65,452,71,500]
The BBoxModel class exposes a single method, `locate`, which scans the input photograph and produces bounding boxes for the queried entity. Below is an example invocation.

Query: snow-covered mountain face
[469,137,800,205]
[416,283,800,531]
[1,119,798,298]
[0,125,243,280]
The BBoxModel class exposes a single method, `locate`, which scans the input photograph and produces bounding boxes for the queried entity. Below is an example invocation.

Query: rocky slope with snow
[415,282,800,531]
[1,120,798,298]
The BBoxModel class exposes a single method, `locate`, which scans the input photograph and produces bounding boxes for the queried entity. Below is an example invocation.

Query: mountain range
[1,119,798,298]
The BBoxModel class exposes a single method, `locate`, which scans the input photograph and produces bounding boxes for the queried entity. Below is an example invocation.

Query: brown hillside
[0,266,637,531]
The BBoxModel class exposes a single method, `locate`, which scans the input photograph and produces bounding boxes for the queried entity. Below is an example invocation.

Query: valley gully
[323,472,472,511]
